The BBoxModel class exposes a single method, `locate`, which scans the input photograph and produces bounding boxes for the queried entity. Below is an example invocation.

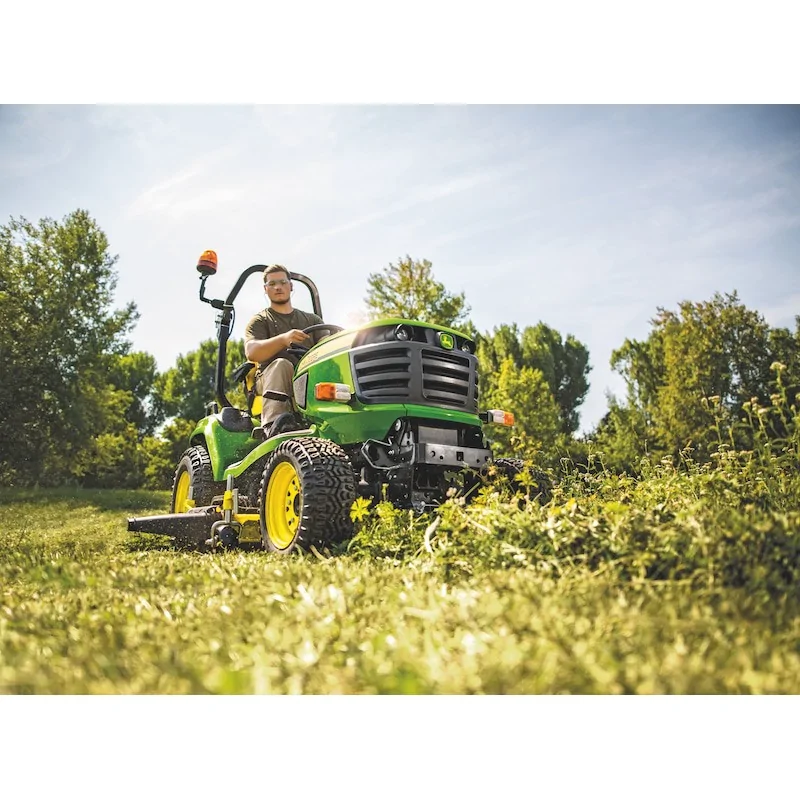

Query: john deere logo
[438,332,454,350]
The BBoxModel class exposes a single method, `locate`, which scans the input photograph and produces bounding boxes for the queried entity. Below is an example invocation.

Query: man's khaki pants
[255,358,294,428]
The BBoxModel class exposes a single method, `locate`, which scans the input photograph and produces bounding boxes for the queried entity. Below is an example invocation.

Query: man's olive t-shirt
[244,307,324,370]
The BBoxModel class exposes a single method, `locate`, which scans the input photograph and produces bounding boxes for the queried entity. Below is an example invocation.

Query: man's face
[265,272,291,306]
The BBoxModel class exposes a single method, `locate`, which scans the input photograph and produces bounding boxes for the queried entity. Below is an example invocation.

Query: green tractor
[128,251,545,553]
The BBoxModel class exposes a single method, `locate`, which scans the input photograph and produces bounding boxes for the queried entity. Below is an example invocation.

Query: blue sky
[1,104,798,433]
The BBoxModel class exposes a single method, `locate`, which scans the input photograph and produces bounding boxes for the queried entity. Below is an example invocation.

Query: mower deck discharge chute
[128,251,545,553]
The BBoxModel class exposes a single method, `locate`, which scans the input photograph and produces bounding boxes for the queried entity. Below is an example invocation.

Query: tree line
[1,210,797,489]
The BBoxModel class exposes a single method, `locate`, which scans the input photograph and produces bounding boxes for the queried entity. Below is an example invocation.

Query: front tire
[259,437,356,553]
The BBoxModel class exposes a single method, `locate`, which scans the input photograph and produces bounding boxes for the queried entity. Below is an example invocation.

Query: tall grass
[1,387,797,694]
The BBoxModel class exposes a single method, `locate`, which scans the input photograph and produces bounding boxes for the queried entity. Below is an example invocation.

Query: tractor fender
[189,415,259,482]
[222,427,318,482]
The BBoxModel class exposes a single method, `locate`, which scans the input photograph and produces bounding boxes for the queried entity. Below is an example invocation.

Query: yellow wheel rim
[265,461,301,549]
[174,471,192,512]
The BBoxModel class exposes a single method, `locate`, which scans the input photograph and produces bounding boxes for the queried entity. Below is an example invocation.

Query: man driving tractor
[244,264,325,436]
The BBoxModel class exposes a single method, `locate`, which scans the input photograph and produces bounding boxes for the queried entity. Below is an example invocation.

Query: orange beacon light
[197,250,218,276]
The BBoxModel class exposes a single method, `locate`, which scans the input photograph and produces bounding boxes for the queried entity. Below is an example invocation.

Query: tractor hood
[292,317,481,441]
[296,318,476,371]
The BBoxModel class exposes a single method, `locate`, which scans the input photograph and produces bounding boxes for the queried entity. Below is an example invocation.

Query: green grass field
[2,452,798,694]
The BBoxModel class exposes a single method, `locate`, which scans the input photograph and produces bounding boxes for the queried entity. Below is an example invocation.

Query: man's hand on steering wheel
[284,323,345,355]
[282,329,311,348]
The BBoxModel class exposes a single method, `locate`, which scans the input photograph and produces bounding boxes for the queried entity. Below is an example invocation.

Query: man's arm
[244,329,310,363]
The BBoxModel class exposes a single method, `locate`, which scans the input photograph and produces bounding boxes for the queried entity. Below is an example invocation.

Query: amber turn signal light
[485,409,515,426]
[314,383,352,402]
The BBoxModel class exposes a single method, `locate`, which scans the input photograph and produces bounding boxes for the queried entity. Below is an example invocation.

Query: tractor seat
[218,405,255,432]
[232,360,262,417]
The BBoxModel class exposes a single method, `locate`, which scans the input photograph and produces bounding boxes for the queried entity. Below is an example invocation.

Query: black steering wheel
[286,323,345,355]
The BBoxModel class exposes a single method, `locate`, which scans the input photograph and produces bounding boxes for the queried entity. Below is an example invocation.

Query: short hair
[264,264,290,284]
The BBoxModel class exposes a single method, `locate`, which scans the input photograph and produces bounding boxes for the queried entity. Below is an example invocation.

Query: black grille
[351,342,477,411]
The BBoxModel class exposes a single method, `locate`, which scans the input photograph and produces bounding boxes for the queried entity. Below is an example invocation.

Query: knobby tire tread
[259,437,356,552]
[171,445,221,510]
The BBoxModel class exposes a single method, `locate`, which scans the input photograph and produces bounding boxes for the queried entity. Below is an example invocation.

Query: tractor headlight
[394,324,412,341]
[461,341,473,354]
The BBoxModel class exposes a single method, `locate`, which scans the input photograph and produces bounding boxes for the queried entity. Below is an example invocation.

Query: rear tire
[259,437,356,553]
[171,445,223,512]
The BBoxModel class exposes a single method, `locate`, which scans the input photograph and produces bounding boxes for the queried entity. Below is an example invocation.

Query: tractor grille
[351,342,477,411]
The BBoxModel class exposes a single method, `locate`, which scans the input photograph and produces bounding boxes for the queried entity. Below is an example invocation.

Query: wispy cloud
[125,143,243,221]
[683,210,800,252]
[126,165,205,216]
[291,168,508,251]
[87,106,182,154]
[0,106,75,177]
[251,105,342,150]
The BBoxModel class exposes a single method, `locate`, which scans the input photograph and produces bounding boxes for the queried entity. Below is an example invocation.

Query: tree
[364,255,471,329]
[590,399,652,474]
[604,291,797,465]
[140,417,197,490]
[154,338,247,423]
[0,210,137,485]
[767,318,800,440]
[481,357,562,461]
[73,351,163,488]
[477,323,591,435]
[106,351,162,437]
[522,324,591,435]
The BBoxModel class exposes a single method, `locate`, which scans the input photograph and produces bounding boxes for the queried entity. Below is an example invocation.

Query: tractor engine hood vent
[350,341,478,411]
